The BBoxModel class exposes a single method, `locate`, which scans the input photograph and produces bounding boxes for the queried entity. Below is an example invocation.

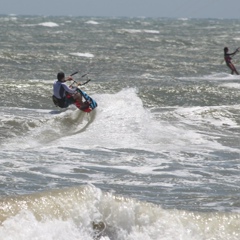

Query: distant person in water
[224,47,239,75]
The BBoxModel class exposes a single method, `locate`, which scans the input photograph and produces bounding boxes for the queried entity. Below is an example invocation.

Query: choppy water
[1,15,240,240]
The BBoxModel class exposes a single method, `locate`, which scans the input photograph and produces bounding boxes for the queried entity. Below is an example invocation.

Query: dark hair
[57,72,65,81]
[224,47,228,53]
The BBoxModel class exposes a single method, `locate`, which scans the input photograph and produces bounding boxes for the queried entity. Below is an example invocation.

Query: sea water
[0,16,240,240]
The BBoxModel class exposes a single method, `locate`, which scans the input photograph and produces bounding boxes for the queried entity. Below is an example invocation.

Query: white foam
[2,88,238,157]
[0,107,91,150]
[179,72,240,81]
[38,22,59,27]
[1,86,238,165]
[143,30,159,34]
[0,211,92,240]
[45,88,228,154]
[121,29,159,34]
[85,20,99,25]
[174,105,239,129]
[69,52,94,58]
[220,82,240,89]
[123,29,142,34]
[4,88,235,154]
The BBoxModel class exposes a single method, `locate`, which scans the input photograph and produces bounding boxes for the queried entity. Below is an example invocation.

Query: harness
[52,83,66,108]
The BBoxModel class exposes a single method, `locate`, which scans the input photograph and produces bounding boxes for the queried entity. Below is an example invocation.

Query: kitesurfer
[224,47,239,75]
[52,72,89,110]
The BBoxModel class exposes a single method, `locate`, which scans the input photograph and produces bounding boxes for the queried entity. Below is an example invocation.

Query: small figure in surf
[224,47,239,75]
[52,72,89,110]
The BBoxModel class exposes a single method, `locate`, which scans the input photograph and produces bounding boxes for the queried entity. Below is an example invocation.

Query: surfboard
[74,88,97,113]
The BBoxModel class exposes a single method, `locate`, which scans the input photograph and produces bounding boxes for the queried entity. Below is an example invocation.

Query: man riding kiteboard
[52,72,90,110]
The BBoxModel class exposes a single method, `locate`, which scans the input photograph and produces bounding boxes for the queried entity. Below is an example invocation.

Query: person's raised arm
[229,48,239,56]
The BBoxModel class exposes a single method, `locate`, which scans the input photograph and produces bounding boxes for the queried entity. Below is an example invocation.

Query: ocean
[0,15,240,240]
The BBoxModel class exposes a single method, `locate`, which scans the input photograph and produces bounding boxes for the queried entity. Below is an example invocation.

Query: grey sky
[0,0,240,19]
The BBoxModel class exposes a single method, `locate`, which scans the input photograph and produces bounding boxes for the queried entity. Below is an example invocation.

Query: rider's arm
[62,82,77,94]
[229,48,239,56]
[62,76,76,94]
[62,76,77,94]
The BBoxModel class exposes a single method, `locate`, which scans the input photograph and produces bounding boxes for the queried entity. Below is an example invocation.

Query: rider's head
[224,47,228,53]
[57,72,65,81]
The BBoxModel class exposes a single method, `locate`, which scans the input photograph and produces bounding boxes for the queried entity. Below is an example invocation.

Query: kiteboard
[74,88,97,113]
